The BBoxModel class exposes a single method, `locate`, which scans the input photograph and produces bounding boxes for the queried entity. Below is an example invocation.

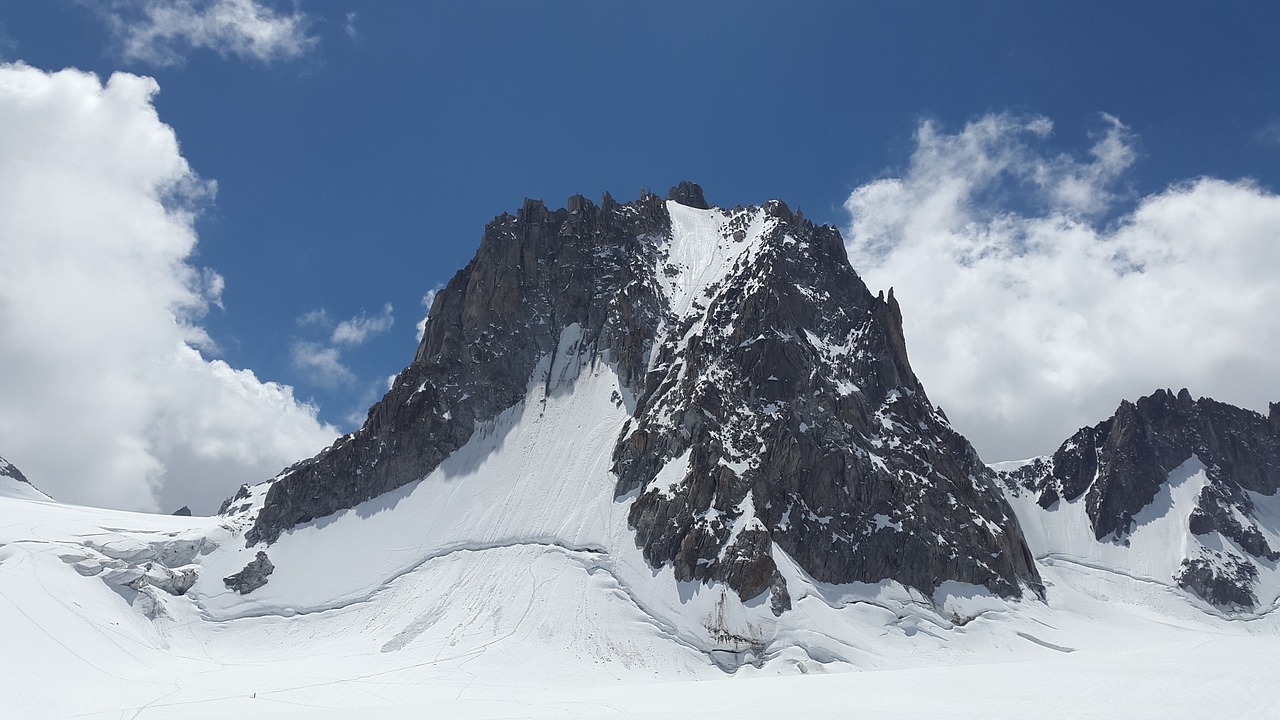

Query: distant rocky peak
[0,454,30,485]
[1000,388,1280,609]
[667,180,710,209]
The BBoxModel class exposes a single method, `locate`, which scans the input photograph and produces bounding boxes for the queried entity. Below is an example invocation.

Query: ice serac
[999,389,1280,608]
[241,182,1041,606]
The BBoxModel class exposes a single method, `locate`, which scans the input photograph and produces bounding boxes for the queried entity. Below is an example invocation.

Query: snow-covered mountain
[997,388,1280,611]
[231,183,1039,629]
[2,185,1278,719]
[0,453,50,502]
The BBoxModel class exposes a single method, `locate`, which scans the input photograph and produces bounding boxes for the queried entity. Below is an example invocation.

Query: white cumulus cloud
[0,62,336,514]
[845,113,1280,462]
[95,0,318,66]
[331,303,394,346]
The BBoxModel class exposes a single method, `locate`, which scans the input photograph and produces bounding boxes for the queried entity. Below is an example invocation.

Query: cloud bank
[95,0,317,66]
[845,113,1280,462]
[0,62,336,513]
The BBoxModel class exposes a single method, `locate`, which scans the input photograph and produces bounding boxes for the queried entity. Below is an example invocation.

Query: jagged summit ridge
[239,182,1041,607]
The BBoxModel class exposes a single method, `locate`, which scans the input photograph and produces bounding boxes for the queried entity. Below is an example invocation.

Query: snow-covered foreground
[5,399,1279,719]
[3,511,1277,720]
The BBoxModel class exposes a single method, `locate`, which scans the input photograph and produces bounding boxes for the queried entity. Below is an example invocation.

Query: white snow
[1,474,53,502]
[659,202,767,323]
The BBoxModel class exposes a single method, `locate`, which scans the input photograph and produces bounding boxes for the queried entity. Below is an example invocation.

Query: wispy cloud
[0,23,17,60]
[331,303,394,346]
[297,307,330,327]
[290,340,355,388]
[845,112,1280,462]
[1257,119,1280,148]
[290,303,394,390]
[93,0,318,67]
[342,11,359,42]
[416,285,443,342]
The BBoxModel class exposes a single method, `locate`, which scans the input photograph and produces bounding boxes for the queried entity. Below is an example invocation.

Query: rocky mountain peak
[666,180,710,209]
[0,454,29,486]
[999,388,1280,608]
[237,184,1042,609]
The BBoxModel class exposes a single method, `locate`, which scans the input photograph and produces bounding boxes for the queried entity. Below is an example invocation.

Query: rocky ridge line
[0,454,31,486]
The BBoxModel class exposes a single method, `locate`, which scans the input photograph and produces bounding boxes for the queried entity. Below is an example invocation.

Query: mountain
[3,185,1279,718]
[0,453,28,485]
[996,389,1280,610]
[0,453,51,502]
[237,182,1040,615]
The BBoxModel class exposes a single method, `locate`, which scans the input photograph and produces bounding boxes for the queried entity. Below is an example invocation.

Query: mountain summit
[238,183,1041,613]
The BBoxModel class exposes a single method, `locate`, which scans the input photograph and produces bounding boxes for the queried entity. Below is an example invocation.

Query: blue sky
[2,1,1279,512]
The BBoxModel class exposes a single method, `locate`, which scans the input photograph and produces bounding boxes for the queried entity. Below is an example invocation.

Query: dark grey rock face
[235,182,1041,607]
[1000,388,1280,608]
[614,201,1040,604]
[244,190,671,546]
[171,506,192,517]
[219,484,252,515]
[0,454,31,485]
[667,181,711,209]
[223,551,274,594]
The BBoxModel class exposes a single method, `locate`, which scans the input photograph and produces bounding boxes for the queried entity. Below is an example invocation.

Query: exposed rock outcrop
[667,180,711,209]
[224,551,274,595]
[244,189,669,546]
[0,454,31,485]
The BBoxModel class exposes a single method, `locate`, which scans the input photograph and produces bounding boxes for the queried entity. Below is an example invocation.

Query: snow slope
[1,454,49,502]
[4,479,1277,719]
